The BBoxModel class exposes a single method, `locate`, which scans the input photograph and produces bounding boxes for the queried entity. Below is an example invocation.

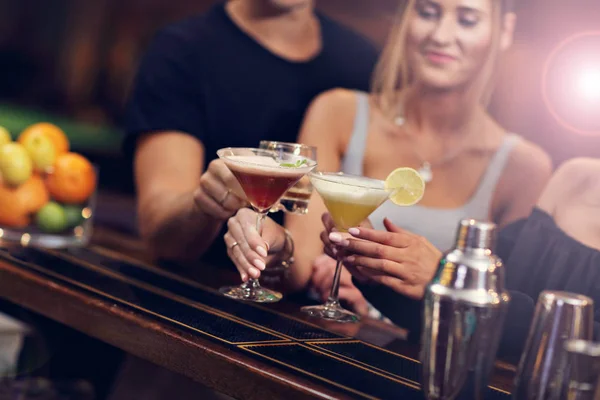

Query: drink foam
[311,174,389,205]
[224,155,314,177]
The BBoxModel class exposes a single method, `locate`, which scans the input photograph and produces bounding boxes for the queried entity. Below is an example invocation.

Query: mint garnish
[280,159,308,168]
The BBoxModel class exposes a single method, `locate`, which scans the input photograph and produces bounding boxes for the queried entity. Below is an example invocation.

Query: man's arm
[135,132,245,264]
[126,27,245,265]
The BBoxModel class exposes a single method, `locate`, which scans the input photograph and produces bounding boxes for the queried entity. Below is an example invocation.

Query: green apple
[0,143,33,186]
[20,132,56,173]
[63,204,84,228]
[0,126,12,147]
[36,202,68,233]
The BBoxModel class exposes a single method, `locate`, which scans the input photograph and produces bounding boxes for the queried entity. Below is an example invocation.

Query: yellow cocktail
[303,172,393,322]
[311,173,391,231]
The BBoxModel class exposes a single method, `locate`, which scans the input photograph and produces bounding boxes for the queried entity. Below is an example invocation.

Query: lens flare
[542,31,600,136]
[577,68,600,102]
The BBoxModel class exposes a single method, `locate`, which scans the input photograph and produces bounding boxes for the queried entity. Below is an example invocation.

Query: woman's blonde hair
[371,0,514,118]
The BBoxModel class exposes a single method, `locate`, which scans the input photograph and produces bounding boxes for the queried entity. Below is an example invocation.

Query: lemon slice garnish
[384,167,425,206]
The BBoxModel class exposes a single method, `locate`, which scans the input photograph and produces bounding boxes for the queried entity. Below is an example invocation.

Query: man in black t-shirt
[125,0,378,268]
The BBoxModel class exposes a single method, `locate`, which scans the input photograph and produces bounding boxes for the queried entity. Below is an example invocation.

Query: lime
[36,202,68,233]
[64,205,84,228]
[384,167,425,206]
[0,127,12,146]
[0,143,33,186]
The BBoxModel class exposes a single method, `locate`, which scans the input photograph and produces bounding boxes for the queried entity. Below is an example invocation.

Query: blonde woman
[223,0,552,306]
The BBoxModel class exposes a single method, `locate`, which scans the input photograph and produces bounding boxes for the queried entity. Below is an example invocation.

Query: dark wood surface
[0,216,516,399]
[0,245,349,400]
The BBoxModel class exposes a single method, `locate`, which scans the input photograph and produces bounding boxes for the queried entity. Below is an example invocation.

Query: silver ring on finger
[220,189,232,206]
[230,241,240,250]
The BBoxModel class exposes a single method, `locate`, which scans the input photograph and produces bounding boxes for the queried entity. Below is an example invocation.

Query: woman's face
[405,0,500,90]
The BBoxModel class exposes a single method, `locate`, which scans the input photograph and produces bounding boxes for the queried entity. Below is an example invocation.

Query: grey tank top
[340,92,521,251]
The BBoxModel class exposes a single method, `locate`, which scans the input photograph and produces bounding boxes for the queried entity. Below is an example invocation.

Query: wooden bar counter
[0,222,515,400]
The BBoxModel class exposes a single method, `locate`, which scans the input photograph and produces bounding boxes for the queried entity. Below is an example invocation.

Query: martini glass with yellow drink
[302,168,425,323]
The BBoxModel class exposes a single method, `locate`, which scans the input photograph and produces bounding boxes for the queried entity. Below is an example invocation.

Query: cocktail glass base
[219,281,282,303]
[301,301,360,323]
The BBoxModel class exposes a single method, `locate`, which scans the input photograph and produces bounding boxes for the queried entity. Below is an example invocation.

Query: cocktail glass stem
[219,210,283,303]
[300,246,360,323]
[326,254,344,306]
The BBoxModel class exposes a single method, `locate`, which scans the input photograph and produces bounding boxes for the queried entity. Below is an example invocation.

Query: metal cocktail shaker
[513,291,594,400]
[420,219,510,400]
[552,339,600,400]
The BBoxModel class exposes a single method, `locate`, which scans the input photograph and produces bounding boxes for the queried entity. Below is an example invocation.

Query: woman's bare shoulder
[491,135,552,225]
[304,88,363,124]
[500,136,553,196]
[299,88,366,152]
[538,157,600,210]
[507,136,553,176]
[552,157,600,182]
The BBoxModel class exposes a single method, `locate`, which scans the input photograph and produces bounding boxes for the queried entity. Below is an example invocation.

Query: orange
[0,186,29,227]
[0,175,49,228]
[19,123,69,155]
[46,153,96,204]
[19,174,50,213]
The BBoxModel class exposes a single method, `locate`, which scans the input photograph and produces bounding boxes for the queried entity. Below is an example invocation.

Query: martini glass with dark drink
[217,147,317,302]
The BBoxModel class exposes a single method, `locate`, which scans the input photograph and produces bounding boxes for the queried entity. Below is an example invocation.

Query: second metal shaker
[513,291,594,400]
[420,219,510,400]
[550,339,600,400]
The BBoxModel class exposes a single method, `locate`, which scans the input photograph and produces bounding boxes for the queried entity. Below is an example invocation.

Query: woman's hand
[319,213,373,260]
[194,159,247,220]
[309,254,370,316]
[224,208,286,281]
[329,218,442,300]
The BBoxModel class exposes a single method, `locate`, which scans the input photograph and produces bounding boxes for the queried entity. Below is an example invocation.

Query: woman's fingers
[237,216,269,259]
[343,254,408,280]
[225,213,267,281]
[224,232,255,281]
[321,213,336,233]
[227,218,266,270]
[320,213,339,257]
[344,263,371,283]
[331,233,398,262]
[320,230,338,258]
[347,227,412,248]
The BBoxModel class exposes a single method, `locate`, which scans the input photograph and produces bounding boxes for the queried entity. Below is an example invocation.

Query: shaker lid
[455,219,497,251]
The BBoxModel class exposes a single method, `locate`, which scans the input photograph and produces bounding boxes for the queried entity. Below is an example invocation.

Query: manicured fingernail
[253,259,266,270]
[329,233,349,246]
[256,246,268,257]
[344,256,356,263]
[329,232,342,242]
[249,267,260,278]
[241,272,248,281]
[348,228,360,236]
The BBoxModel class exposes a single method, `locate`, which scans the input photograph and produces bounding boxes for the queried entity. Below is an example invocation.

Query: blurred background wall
[0,0,599,185]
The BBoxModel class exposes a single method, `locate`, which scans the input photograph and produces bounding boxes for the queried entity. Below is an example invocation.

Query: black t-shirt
[125,2,379,265]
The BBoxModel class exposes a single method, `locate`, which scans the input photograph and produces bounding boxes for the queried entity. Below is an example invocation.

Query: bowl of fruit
[0,122,97,248]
